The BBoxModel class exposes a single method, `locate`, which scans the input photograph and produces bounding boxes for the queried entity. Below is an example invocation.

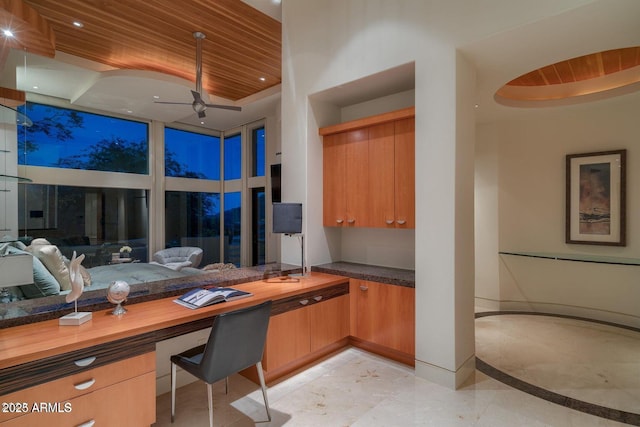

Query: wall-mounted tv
[272,202,302,234]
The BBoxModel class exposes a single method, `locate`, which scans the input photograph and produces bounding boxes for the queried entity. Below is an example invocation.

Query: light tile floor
[475,314,640,416]
[155,334,633,426]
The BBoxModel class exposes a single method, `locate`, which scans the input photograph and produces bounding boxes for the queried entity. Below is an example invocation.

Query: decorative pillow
[28,244,72,291]
[30,238,52,246]
[4,246,61,298]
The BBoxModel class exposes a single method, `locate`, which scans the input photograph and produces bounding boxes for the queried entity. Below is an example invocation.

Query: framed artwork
[566,149,626,246]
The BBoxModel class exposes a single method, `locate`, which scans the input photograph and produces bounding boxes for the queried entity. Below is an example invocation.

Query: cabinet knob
[76,420,96,427]
[396,219,406,225]
[299,299,309,305]
[385,219,394,225]
[336,219,344,224]
[347,219,355,224]
[74,356,96,367]
[313,295,323,302]
[359,285,368,291]
[74,378,96,390]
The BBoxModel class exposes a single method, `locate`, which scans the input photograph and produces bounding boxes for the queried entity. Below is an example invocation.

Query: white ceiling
[1,0,638,130]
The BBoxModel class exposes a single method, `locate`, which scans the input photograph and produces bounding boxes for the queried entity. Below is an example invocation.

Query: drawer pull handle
[74,379,96,390]
[76,420,95,427]
[299,299,309,305]
[336,219,344,224]
[313,295,323,302]
[396,220,406,225]
[74,357,96,367]
[385,219,394,225]
[359,285,368,291]
[347,219,355,224]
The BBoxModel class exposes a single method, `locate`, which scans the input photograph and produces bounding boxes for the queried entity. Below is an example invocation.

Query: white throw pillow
[29,244,72,291]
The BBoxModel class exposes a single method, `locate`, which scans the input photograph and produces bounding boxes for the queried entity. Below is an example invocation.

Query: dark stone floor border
[475,311,640,426]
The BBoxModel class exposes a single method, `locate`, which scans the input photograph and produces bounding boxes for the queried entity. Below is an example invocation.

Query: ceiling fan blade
[154,101,192,105]
[204,103,242,111]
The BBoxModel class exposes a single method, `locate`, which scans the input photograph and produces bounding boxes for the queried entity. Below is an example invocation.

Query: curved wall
[475,97,640,327]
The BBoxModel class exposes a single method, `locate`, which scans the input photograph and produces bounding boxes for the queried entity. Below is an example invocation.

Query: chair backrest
[200,300,272,384]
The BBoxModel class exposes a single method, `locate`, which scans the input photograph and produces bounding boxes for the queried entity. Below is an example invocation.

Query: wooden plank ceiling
[507,47,640,87]
[20,0,281,101]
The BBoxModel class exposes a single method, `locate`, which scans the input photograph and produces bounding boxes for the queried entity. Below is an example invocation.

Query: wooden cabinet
[393,117,415,228]
[262,286,349,380]
[323,128,370,227]
[0,352,156,426]
[321,107,415,228]
[349,279,415,364]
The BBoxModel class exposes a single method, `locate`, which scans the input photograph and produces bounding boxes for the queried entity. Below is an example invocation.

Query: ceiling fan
[155,32,241,118]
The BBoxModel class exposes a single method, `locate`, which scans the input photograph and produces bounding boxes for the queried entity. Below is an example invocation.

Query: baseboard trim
[414,354,475,390]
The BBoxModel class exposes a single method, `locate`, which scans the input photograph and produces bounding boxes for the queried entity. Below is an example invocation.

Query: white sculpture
[59,251,92,326]
[66,251,86,303]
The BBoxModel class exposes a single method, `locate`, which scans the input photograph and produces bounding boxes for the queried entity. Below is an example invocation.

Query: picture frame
[566,149,626,246]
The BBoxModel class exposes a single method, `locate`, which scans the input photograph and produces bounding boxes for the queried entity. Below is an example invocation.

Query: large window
[252,127,265,177]
[248,125,266,266]
[224,133,242,180]
[18,184,149,267]
[223,192,241,266]
[13,99,271,269]
[165,191,220,266]
[164,127,220,179]
[18,102,148,174]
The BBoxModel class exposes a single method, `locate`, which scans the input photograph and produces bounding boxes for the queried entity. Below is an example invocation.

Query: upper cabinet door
[321,107,414,229]
[368,122,395,227]
[323,132,347,227]
[344,128,370,227]
[394,117,415,228]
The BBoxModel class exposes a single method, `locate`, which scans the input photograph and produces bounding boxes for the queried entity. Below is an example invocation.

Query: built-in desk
[0,272,349,426]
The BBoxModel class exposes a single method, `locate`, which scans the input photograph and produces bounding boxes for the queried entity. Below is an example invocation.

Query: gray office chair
[170,300,272,426]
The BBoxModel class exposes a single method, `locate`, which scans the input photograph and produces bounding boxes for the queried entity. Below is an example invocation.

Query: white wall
[282,0,476,388]
[475,98,640,327]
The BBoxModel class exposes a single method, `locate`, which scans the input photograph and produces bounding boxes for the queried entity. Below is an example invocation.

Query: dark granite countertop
[1,262,300,328]
[311,262,414,288]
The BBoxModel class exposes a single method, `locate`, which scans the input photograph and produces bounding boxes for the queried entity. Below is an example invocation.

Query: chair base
[171,361,271,426]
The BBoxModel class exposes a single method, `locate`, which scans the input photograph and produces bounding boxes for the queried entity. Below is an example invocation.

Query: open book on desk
[173,286,252,309]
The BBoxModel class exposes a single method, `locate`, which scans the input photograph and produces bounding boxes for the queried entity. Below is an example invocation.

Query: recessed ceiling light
[72,21,84,28]
[3,29,14,37]
[259,76,266,82]
[33,85,39,89]
[153,95,160,99]
[200,121,205,125]
[126,110,133,114]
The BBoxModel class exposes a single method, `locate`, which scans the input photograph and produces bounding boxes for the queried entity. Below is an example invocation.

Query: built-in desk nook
[1,266,416,426]
[0,272,350,426]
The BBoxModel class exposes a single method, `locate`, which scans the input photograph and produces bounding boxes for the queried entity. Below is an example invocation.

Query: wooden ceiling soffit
[22,0,282,101]
[0,0,55,69]
[496,47,640,104]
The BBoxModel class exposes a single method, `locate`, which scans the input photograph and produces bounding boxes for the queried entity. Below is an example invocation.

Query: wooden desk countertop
[0,272,348,370]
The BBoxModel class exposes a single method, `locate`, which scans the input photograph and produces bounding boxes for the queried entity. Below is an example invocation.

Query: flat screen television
[272,202,302,234]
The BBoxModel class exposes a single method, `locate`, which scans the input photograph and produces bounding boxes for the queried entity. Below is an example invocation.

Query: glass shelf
[0,174,32,182]
[498,251,640,266]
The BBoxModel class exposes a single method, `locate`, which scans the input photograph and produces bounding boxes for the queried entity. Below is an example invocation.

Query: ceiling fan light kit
[155,31,241,117]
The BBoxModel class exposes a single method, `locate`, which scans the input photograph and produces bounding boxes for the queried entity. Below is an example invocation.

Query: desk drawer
[0,352,154,423]
[0,371,155,427]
